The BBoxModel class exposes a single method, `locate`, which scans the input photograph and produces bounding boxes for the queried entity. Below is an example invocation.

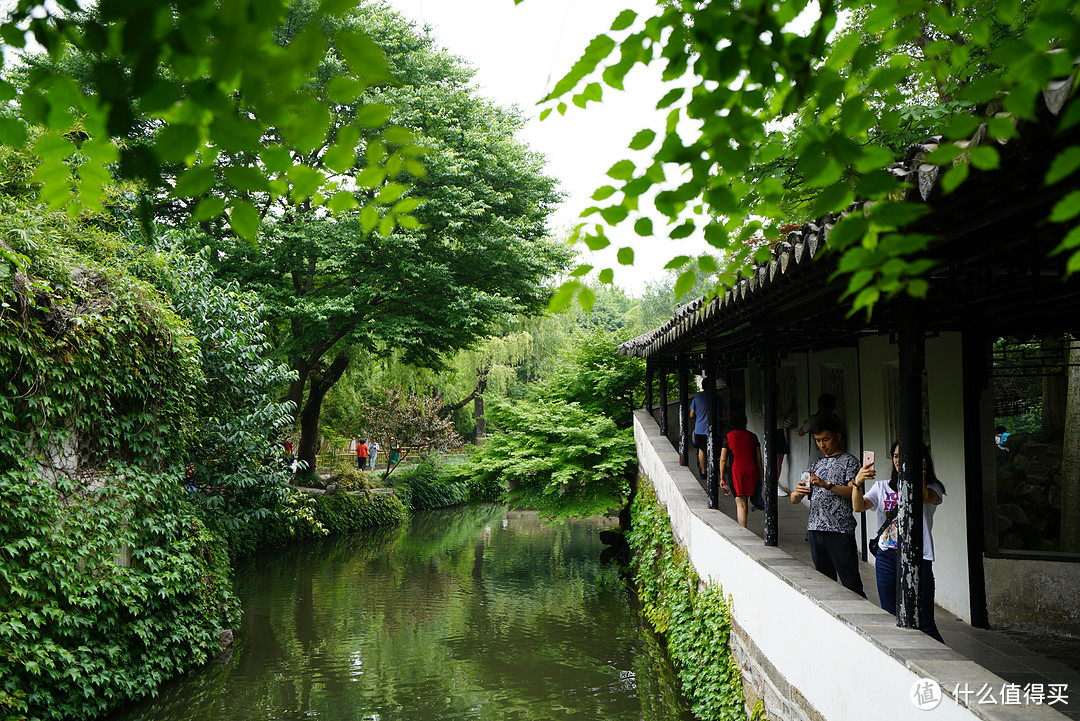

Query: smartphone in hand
[862,450,875,467]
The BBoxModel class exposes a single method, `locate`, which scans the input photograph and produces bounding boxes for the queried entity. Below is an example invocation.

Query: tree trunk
[1061,339,1080,552]
[296,354,351,469]
[474,394,485,442]
[1042,337,1067,431]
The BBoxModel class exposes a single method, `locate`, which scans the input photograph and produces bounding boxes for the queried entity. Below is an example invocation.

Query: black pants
[808,530,866,598]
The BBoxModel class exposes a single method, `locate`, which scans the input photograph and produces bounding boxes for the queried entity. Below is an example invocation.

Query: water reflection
[108,505,693,721]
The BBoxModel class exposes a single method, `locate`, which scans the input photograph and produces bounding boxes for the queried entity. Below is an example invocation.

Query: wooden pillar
[706,350,721,508]
[645,361,654,415]
[678,355,690,467]
[897,299,925,631]
[962,331,990,628]
[659,364,669,437]
[762,336,779,547]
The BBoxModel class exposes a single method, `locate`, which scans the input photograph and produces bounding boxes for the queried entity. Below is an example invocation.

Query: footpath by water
[107,505,695,721]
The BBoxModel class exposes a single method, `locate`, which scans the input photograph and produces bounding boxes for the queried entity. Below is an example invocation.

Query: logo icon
[911,678,942,710]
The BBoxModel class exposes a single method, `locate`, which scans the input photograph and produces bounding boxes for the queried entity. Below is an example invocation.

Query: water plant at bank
[627,480,749,721]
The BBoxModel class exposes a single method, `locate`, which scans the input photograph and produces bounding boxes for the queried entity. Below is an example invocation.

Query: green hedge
[225,488,408,558]
[627,479,748,721]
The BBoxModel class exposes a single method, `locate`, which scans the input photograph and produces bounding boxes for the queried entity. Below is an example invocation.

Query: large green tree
[190,4,567,468]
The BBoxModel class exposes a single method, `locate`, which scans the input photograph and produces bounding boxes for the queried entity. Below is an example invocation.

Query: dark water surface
[109,505,693,721]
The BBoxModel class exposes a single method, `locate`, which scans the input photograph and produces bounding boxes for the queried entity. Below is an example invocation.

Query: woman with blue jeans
[852,441,946,642]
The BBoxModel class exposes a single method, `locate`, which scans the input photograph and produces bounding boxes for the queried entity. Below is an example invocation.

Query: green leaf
[810,183,854,218]
[224,166,270,193]
[617,247,635,265]
[260,145,293,174]
[828,215,868,251]
[634,217,653,236]
[629,129,656,150]
[0,117,27,147]
[669,220,695,239]
[193,196,226,221]
[570,264,593,277]
[1046,147,1080,186]
[287,165,325,201]
[579,285,596,311]
[674,270,697,298]
[337,28,390,82]
[549,281,580,312]
[598,268,614,284]
[656,87,684,109]
[592,185,617,201]
[172,166,216,198]
[376,183,406,205]
[940,163,969,194]
[969,146,999,171]
[327,190,358,213]
[607,159,636,181]
[698,255,718,273]
[360,204,379,233]
[1051,225,1080,256]
[664,255,690,270]
[583,233,610,251]
[610,9,637,31]
[1049,190,1080,223]
[228,200,260,242]
[356,103,393,128]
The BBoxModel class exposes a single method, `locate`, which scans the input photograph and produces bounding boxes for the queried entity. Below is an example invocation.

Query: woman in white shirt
[852,442,946,642]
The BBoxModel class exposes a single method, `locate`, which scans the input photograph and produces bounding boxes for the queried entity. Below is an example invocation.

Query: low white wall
[633,411,1064,721]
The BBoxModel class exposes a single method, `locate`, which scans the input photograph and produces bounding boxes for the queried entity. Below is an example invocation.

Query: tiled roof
[618,69,1079,360]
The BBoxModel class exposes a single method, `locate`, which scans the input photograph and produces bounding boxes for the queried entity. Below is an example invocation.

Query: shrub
[391,457,469,511]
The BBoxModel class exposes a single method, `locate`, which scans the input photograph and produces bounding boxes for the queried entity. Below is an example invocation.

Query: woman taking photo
[852,441,946,642]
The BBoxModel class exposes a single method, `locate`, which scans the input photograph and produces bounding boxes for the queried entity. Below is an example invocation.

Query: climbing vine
[627,479,747,721]
[0,195,237,719]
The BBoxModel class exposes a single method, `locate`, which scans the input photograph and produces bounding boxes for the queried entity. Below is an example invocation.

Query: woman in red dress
[719,413,762,527]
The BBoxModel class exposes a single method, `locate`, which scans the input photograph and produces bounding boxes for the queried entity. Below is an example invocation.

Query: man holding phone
[790,417,865,597]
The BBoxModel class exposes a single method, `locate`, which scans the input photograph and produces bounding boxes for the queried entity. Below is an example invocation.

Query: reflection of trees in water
[107,506,693,721]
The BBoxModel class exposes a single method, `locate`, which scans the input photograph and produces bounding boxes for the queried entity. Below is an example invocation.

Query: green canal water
[108,504,695,721]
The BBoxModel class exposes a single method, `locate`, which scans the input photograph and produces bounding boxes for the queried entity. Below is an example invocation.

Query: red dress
[725,429,760,497]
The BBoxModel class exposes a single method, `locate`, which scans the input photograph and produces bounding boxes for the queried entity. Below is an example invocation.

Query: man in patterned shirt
[790,417,865,597]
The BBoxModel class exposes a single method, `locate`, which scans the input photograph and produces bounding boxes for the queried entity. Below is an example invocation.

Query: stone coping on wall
[633,409,1073,721]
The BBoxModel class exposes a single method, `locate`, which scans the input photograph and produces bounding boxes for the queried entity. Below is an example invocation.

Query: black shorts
[693,433,708,450]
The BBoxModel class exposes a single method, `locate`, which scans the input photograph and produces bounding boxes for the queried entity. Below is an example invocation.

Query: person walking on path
[719,414,762,527]
[852,441,946,642]
[356,439,369,470]
[369,440,380,468]
[791,417,865,597]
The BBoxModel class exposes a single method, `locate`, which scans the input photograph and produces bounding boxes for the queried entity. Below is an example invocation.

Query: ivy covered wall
[0,201,238,720]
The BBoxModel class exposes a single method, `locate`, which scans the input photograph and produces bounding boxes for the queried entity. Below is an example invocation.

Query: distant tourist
[790,417,865,597]
[852,442,946,642]
[994,425,1010,451]
[356,438,369,470]
[390,439,401,466]
[370,439,380,468]
[689,376,726,476]
[718,413,762,527]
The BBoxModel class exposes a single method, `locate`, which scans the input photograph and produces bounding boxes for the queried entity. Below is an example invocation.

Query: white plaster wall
[925,333,972,623]
[854,332,972,623]
[634,414,994,721]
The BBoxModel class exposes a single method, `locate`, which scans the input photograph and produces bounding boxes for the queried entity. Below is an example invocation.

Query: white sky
[386,0,708,295]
